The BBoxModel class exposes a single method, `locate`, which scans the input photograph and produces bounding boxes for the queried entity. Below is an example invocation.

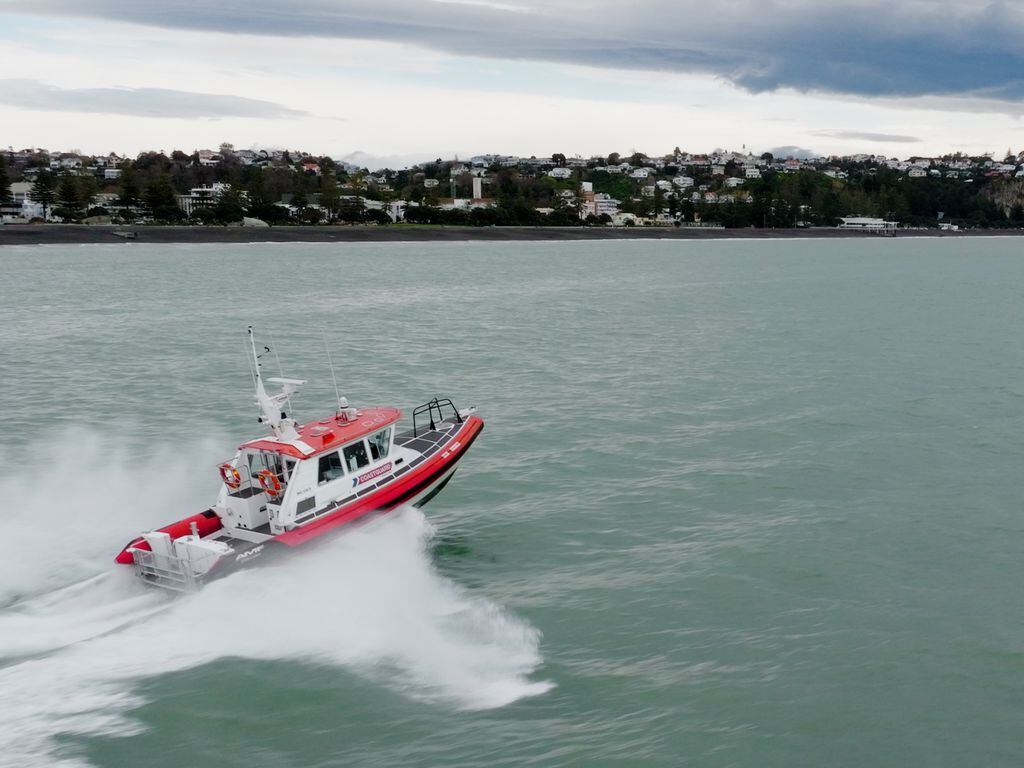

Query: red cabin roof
[241,406,402,459]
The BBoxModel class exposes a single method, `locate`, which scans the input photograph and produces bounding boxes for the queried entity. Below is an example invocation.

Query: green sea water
[1,238,1022,767]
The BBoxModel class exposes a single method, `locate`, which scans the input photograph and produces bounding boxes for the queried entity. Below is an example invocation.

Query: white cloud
[0,7,1021,161]
[0,79,307,118]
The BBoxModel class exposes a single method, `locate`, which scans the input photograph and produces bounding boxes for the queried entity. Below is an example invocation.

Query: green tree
[213,185,246,223]
[31,170,56,220]
[0,155,10,204]
[299,207,324,224]
[144,174,184,222]
[246,168,267,208]
[190,206,218,225]
[77,174,99,211]
[363,208,390,225]
[57,175,82,218]
[589,171,633,201]
[118,163,141,215]
[320,171,342,222]
[338,195,365,223]
[291,186,308,220]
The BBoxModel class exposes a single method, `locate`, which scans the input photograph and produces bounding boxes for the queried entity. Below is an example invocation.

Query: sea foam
[0,430,551,768]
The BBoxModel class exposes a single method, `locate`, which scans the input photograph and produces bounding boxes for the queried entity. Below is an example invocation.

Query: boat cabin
[216,406,402,538]
[116,326,482,592]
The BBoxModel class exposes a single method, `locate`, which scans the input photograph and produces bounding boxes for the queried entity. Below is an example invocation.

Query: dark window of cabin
[318,451,344,485]
[368,428,392,461]
[343,441,370,472]
[247,452,262,481]
[249,451,285,485]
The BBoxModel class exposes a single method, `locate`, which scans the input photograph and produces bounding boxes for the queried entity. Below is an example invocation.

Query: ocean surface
[1,238,1022,767]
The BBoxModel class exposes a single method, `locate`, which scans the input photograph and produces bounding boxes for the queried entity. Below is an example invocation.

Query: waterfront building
[838,217,898,231]
[175,183,232,216]
[580,192,620,219]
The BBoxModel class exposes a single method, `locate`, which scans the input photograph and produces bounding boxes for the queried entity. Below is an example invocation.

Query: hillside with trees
[3,144,1023,229]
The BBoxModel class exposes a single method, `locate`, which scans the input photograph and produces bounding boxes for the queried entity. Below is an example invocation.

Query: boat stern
[125,530,235,592]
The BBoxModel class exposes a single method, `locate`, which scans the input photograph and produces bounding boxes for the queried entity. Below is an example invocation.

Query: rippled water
[1,238,1022,767]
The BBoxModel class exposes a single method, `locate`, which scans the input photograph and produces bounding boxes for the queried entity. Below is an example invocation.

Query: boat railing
[412,397,463,437]
[128,546,221,593]
[222,461,266,496]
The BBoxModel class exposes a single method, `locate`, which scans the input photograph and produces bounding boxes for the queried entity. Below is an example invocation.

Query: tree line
[7,149,1024,228]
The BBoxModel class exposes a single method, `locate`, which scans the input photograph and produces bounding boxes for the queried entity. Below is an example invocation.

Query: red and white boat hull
[116,411,483,590]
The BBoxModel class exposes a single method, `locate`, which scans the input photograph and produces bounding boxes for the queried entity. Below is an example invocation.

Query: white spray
[0,429,552,768]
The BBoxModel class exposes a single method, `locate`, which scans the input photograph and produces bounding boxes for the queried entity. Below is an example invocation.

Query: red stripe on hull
[115,415,483,565]
[275,415,484,546]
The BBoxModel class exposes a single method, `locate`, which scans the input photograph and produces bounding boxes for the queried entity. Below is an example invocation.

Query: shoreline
[2,224,1022,245]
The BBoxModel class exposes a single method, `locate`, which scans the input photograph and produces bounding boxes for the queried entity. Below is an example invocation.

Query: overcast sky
[1,0,1022,166]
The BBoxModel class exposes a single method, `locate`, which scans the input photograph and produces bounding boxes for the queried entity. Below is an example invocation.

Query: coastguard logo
[353,462,392,487]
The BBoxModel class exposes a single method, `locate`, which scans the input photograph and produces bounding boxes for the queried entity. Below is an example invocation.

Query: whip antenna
[266,330,296,417]
[322,329,341,404]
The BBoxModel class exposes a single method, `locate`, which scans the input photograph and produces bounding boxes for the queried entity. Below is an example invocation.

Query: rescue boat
[115,327,483,591]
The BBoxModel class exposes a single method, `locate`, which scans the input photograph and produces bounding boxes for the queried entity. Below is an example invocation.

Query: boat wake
[0,430,551,768]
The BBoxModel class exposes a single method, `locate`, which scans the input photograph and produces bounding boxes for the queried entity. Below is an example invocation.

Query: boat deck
[205,419,466,547]
[393,419,462,463]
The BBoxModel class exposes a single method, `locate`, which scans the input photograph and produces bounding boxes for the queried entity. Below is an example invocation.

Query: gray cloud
[0,79,308,118]
[811,130,921,143]
[16,0,1024,102]
[767,146,818,160]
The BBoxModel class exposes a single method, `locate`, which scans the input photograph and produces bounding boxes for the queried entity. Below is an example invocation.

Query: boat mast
[248,326,274,422]
[248,326,304,441]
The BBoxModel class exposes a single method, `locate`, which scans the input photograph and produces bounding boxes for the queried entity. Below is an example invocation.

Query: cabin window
[368,428,392,461]
[248,452,284,484]
[246,452,262,481]
[343,441,370,472]
[318,451,344,485]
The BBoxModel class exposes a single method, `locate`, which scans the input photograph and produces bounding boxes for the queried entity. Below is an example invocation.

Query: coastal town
[2,144,1024,231]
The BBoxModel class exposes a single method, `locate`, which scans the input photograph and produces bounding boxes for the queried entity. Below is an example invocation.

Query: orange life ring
[256,469,282,497]
[219,463,242,489]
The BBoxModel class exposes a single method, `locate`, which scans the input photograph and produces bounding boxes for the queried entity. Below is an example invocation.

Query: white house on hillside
[176,183,232,216]
[4,181,45,220]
